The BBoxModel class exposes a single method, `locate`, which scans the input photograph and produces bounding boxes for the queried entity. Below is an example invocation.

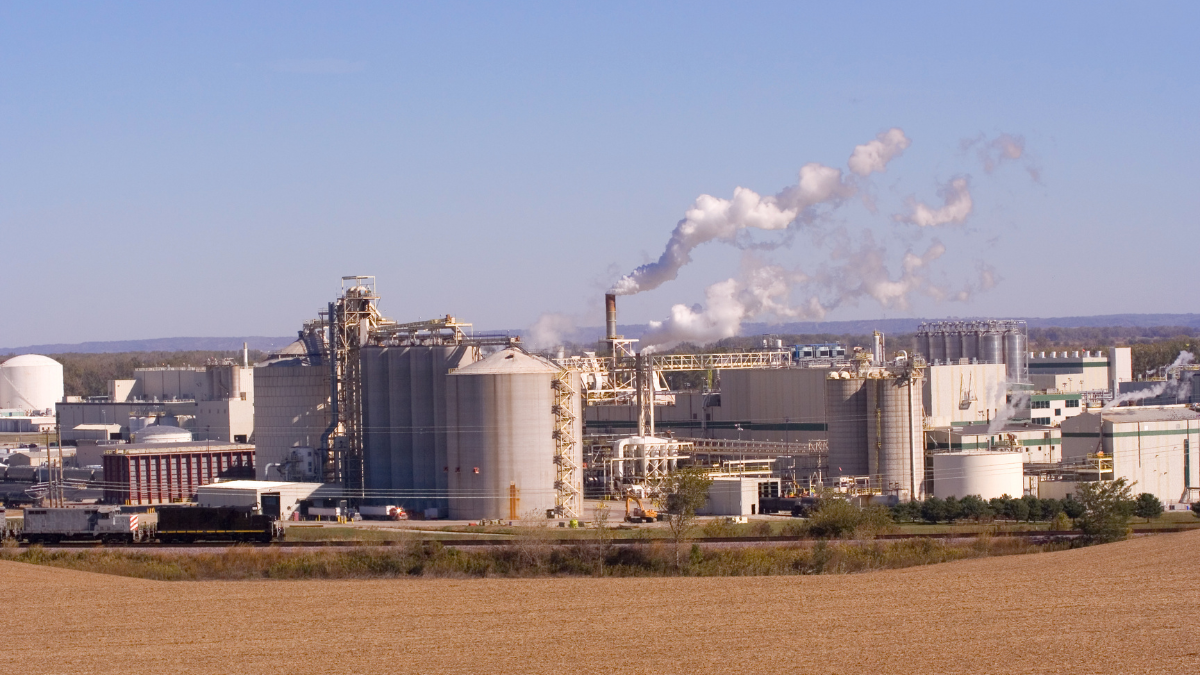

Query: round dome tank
[931,451,1024,500]
[0,354,65,413]
[132,425,193,444]
[446,348,582,521]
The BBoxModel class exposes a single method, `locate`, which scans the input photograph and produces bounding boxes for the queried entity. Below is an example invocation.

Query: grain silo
[360,344,480,516]
[866,372,925,501]
[824,371,868,477]
[0,354,64,413]
[445,348,582,521]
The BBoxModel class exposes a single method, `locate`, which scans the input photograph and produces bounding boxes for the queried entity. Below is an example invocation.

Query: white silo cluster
[0,354,65,414]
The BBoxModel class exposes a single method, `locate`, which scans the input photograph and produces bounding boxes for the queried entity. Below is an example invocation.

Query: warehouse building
[58,361,255,443]
[1028,348,1130,393]
[1060,406,1200,506]
[195,480,337,520]
[926,422,1061,463]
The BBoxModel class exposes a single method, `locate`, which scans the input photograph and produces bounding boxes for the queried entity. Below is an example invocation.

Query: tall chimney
[605,293,618,340]
[243,342,249,367]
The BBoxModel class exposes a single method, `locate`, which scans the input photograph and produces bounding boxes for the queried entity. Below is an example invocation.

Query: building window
[1065,399,1080,408]
[1032,400,1050,409]
[1032,417,1051,425]
[1054,409,1061,416]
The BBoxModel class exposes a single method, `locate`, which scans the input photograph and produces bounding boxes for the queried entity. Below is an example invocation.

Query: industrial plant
[2,276,1199,526]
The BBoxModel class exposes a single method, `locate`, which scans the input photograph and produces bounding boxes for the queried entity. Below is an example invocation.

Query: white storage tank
[131,425,193,444]
[0,354,64,413]
[445,348,582,521]
[932,451,1024,500]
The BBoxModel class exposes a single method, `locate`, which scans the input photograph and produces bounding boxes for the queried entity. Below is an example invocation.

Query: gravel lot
[4,530,1197,674]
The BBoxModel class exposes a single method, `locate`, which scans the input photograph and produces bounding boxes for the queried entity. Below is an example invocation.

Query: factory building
[1060,406,1200,506]
[1027,392,1084,426]
[58,361,255,444]
[253,337,330,481]
[1028,348,1128,393]
[922,362,1008,428]
[101,439,255,505]
[195,480,338,520]
[584,368,829,443]
[926,422,1061,463]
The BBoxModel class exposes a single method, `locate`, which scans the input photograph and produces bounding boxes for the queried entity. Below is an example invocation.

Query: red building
[102,442,255,505]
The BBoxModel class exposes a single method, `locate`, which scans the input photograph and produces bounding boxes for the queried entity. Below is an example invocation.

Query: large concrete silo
[824,372,868,477]
[445,348,582,521]
[866,372,925,502]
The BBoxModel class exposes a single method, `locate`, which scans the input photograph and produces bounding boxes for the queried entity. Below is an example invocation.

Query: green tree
[1133,493,1163,522]
[1075,478,1137,543]
[1062,496,1085,519]
[958,495,992,521]
[920,496,948,523]
[663,467,713,568]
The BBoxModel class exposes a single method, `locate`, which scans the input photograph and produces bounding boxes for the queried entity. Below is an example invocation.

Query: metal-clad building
[1061,407,1200,505]
[445,348,582,521]
[102,442,255,505]
[712,368,828,442]
[923,363,1008,428]
[360,344,480,515]
[253,353,329,480]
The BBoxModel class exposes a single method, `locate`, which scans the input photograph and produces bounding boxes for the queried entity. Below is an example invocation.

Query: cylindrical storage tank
[132,425,193,443]
[979,331,1004,365]
[824,374,868,477]
[1004,330,1027,382]
[943,331,962,364]
[866,375,924,502]
[931,451,1024,500]
[961,329,980,363]
[915,332,932,363]
[446,348,581,521]
[0,355,65,413]
[927,331,946,365]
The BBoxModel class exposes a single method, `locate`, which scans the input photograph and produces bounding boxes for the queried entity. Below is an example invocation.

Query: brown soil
[5,531,1197,674]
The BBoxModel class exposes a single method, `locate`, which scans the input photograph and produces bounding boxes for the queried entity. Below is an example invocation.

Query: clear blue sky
[2,2,1197,347]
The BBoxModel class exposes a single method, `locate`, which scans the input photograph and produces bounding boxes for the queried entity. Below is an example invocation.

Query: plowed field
[5,531,1197,674]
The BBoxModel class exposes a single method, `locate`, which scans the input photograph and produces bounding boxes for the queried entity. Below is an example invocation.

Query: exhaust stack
[605,293,619,340]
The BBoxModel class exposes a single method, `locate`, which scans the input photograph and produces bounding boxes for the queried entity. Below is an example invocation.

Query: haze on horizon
[2,2,1197,348]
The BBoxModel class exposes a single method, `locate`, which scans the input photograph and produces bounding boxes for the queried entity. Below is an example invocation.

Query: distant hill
[5,313,1200,354]
[0,336,296,356]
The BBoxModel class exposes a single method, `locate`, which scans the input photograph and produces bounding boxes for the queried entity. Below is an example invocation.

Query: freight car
[154,506,283,544]
[20,507,143,544]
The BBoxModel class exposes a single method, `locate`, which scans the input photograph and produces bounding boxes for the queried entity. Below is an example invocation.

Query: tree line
[0,350,267,398]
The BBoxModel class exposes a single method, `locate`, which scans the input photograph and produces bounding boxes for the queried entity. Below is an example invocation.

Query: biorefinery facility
[2,275,1199,520]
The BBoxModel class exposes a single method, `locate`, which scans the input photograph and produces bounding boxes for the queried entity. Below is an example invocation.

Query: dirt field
[4,531,1197,674]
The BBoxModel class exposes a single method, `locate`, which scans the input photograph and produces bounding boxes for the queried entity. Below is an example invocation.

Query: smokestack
[605,293,618,340]
[243,342,249,367]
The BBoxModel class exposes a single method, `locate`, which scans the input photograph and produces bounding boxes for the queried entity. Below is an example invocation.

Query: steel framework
[551,369,582,518]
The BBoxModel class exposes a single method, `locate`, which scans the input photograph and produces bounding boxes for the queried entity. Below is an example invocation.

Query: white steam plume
[527,312,578,350]
[848,128,912,177]
[611,129,910,296]
[1104,351,1195,409]
[640,237,956,349]
[963,132,1040,181]
[988,389,1030,434]
[894,177,973,227]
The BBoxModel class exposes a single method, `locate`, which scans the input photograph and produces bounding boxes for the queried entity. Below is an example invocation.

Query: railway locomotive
[2,506,283,544]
